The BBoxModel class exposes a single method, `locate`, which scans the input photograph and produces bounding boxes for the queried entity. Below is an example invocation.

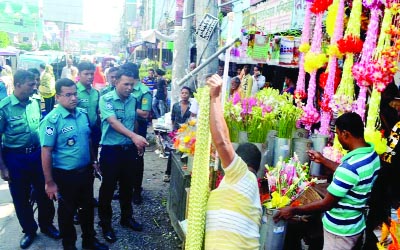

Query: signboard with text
[244,0,294,34]
[196,14,219,41]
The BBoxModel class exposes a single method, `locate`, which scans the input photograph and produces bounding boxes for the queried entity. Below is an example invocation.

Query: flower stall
[168,0,400,249]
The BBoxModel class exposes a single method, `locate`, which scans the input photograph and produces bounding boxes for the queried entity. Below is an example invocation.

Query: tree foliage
[0,32,11,48]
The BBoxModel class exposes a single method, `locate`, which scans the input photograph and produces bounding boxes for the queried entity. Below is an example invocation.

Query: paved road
[0,136,181,250]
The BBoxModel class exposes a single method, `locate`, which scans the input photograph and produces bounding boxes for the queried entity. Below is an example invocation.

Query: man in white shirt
[61,58,78,81]
[251,65,265,96]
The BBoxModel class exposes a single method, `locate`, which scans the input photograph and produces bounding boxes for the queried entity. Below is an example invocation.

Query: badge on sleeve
[46,126,54,136]
[142,98,148,105]
[106,102,113,110]
[67,138,76,146]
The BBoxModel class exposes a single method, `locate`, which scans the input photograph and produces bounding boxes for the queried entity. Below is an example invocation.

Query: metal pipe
[182,13,195,19]
[177,37,239,86]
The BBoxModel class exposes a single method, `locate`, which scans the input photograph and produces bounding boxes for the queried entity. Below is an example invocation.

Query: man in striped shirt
[274,112,381,250]
[206,74,262,249]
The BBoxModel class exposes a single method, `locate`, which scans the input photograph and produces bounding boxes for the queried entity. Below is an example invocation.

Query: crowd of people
[0,56,400,250]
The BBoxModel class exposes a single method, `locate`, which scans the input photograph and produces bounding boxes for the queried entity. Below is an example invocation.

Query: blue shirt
[39,105,91,170]
[99,90,137,145]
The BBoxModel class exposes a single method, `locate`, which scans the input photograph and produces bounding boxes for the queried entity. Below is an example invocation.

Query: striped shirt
[205,155,262,250]
[323,142,380,236]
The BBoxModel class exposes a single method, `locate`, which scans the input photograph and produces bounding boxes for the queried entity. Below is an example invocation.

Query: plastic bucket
[238,131,248,143]
[292,138,313,164]
[310,135,329,176]
[273,137,292,166]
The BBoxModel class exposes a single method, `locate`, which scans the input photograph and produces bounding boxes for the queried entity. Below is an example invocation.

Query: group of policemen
[0,61,153,250]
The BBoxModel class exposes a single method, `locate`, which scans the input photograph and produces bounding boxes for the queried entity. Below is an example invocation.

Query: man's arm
[307,150,340,172]
[0,138,9,181]
[207,74,235,168]
[41,146,57,200]
[274,192,340,221]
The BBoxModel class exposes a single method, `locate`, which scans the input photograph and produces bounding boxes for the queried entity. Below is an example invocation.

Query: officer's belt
[3,145,39,154]
[102,144,136,151]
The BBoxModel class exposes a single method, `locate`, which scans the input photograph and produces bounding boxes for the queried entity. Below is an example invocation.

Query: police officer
[98,69,148,243]
[0,70,60,249]
[40,78,108,250]
[101,66,119,96]
[121,63,152,204]
[76,62,101,156]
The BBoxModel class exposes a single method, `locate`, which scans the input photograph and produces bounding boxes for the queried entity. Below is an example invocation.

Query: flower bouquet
[264,153,316,209]
[173,119,197,156]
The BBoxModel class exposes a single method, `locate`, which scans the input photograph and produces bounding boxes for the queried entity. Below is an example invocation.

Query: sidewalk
[0,139,181,250]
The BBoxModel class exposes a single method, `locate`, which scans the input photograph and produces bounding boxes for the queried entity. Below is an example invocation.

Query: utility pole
[171,0,194,106]
[195,0,219,87]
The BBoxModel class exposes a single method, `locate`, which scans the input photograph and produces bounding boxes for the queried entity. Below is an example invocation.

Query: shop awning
[140,29,174,43]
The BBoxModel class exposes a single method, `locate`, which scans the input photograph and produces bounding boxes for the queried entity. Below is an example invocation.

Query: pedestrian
[121,62,152,204]
[205,74,262,249]
[274,112,381,250]
[39,64,56,114]
[152,68,167,119]
[98,68,148,243]
[240,65,253,97]
[61,58,78,81]
[228,76,243,99]
[40,78,108,250]
[0,69,59,249]
[251,65,265,95]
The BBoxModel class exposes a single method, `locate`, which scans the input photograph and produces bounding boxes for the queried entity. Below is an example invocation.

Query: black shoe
[73,213,80,225]
[102,227,117,243]
[120,218,143,232]
[82,237,109,250]
[20,233,36,249]
[40,224,61,239]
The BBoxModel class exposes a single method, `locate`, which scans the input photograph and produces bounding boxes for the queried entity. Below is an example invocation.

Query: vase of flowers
[261,153,315,250]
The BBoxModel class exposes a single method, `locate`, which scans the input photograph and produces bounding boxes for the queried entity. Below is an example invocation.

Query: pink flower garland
[319,0,345,135]
[352,5,382,122]
[300,13,323,130]
[295,1,313,100]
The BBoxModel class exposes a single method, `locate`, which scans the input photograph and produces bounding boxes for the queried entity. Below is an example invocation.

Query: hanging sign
[196,13,219,41]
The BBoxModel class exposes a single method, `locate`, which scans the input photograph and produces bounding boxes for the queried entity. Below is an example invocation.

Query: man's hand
[206,74,222,99]
[45,181,58,200]
[131,133,149,155]
[0,168,10,181]
[273,206,295,222]
[307,150,324,163]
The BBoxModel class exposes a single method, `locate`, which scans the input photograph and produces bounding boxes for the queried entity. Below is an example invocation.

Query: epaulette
[0,97,11,109]
[77,107,87,114]
[139,84,151,94]
[47,112,60,124]
[102,92,113,101]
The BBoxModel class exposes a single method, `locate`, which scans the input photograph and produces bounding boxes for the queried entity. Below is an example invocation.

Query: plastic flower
[173,118,197,156]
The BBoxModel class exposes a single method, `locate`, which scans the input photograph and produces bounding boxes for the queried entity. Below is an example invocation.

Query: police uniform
[76,82,101,150]
[0,94,55,235]
[131,83,152,201]
[100,85,115,96]
[39,105,95,248]
[98,90,140,228]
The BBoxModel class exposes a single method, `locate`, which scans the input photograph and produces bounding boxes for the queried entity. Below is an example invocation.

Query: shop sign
[291,0,308,30]
[244,0,294,33]
[196,13,219,41]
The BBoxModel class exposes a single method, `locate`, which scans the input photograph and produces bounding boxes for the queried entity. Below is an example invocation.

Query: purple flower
[232,92,241,105]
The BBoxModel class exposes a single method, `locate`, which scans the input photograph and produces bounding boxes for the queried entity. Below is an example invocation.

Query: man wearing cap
[152,69,167,119]
[40,78,108,250]
[98,68,148,243]
[0,70,60,249]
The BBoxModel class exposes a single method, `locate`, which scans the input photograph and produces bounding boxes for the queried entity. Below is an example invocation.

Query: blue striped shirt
[323,143,380,236]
